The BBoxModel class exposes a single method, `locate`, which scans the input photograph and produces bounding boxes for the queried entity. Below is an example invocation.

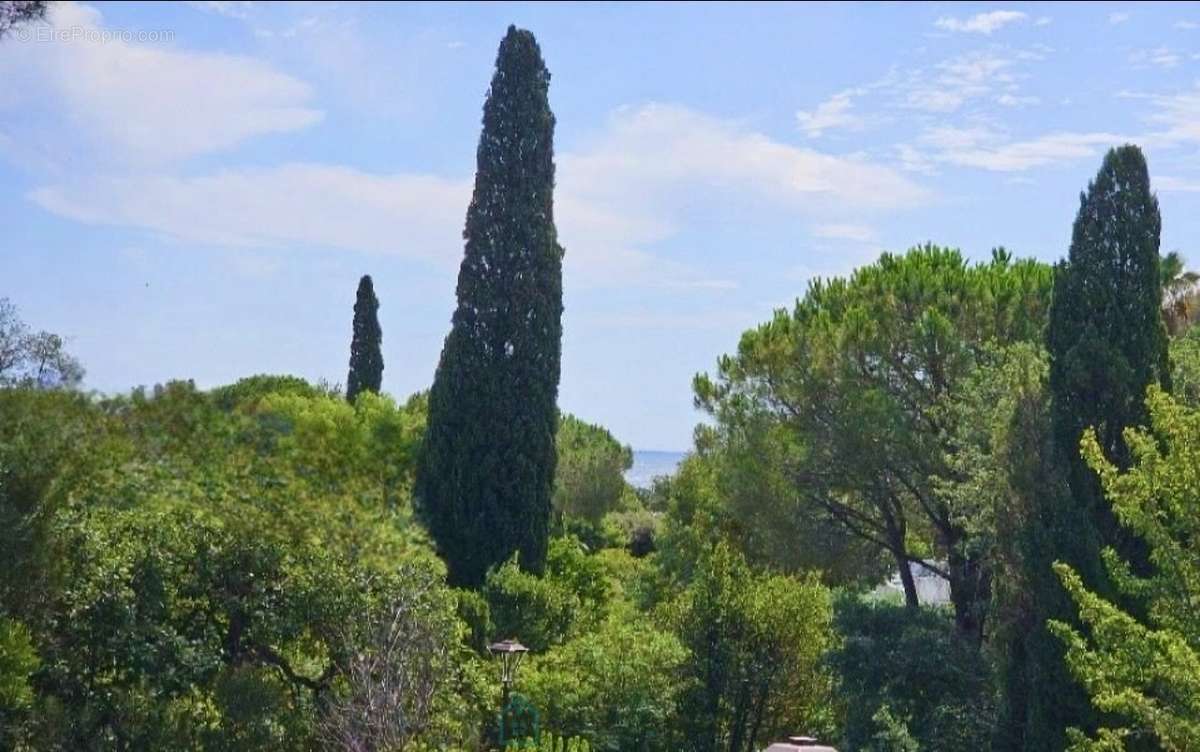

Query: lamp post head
[488,638,529,686]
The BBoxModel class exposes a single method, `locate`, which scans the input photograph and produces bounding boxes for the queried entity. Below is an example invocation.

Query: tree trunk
[727,676,752,752]
[745,670,776,752]
[946,532,991,644]
[893,548,920,608]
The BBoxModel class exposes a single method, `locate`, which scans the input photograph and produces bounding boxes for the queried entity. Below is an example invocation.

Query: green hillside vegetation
[6,20,1200,752]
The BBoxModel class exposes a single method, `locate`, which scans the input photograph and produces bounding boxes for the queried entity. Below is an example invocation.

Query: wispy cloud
[903,52,1017,112]
[1109,12,1131,25]
[0,2,321,167]
[917,127,1124,171]
[1121,83,1200,147]
[997,93,1040,107]
[935,10,1027,35]
[1176,20,1199,30]
[185,1,254,20]
[1129,47,1183,69]
[563,103,928,212]
[26,99,929,289]
[811,223,878,242]
[795,88,868,137]
[29,166,470,258]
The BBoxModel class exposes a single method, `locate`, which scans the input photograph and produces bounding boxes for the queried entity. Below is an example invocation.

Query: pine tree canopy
[415,26,564,588]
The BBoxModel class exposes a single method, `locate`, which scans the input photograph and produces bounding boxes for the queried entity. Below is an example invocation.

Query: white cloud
[811,224,878,242]
[904,52,1017,112]
[0,2,321,166]
[1176,20,1199,30]
[795,88,868,137]
[997,93,1040,107]
[561,104,928,212]
[1035,16,1052,27]
[185,1,254,20]
[895,143,938,175]
[28,103,929,288]
[1109,12,1131,25]
[935,10,1027,35]
[1124,84,1200,146]
[920,127,1124,171]
[30,166,471,258]
[1129,47,1183,68]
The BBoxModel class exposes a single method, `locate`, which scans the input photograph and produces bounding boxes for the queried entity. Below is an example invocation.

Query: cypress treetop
[415,26,563,588]
[346,274,383,403]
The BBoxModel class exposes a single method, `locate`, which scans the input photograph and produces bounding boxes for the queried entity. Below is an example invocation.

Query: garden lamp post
[488,638,528,706]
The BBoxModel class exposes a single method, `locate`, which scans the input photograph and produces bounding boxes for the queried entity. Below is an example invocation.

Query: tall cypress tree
[415,26,563,588]
[1049,144,1169,561]
[346,274,383,403]
[1017,145,1170,751]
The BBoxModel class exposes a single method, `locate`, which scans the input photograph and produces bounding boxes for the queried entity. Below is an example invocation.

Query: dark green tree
[1015,145,1170,752]
[415,26,564,588]
[346,275,383,403]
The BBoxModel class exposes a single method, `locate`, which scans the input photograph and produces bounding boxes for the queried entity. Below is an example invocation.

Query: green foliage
[83,381,432,573]
[416,26,564,587]
[258,388,425,512]
[930,343,1090,751]
[456,587,494,654]
[668,543,835,752]
[520,617,688,752]
[35,505,349,748]
[0,378,470,749]
[868,706,921,752]
[828,598,994,752]
[506,734,592,752]
[208,373,323,412]
[1169,326,1200,408]
[1050,387,1200,751]
[0,620,37,711]
[346,274,384,403]
[553,414,633,533]
[600,506,659,558]
[695,244,1052,638]
[0,618,38,748]
[651,420,887,591]
[484,538,611,652]
[0,388,113,620]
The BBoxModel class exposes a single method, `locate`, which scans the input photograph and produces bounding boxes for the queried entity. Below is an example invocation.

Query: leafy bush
[520,617,688,751]
[506,734,592,752]
[828,597,994,752]
[484,538,611,652]
[668,544,836,751]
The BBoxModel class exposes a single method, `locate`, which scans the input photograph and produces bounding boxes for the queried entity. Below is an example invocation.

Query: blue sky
[4,2,1200,449]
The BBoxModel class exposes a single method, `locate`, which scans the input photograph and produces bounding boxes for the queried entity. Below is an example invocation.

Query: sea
[625,450,687,489]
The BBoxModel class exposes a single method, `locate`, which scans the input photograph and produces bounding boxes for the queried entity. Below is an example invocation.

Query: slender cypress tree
[1016,145,1170,751]
[346,275,383,403]
[415,26,563,588]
